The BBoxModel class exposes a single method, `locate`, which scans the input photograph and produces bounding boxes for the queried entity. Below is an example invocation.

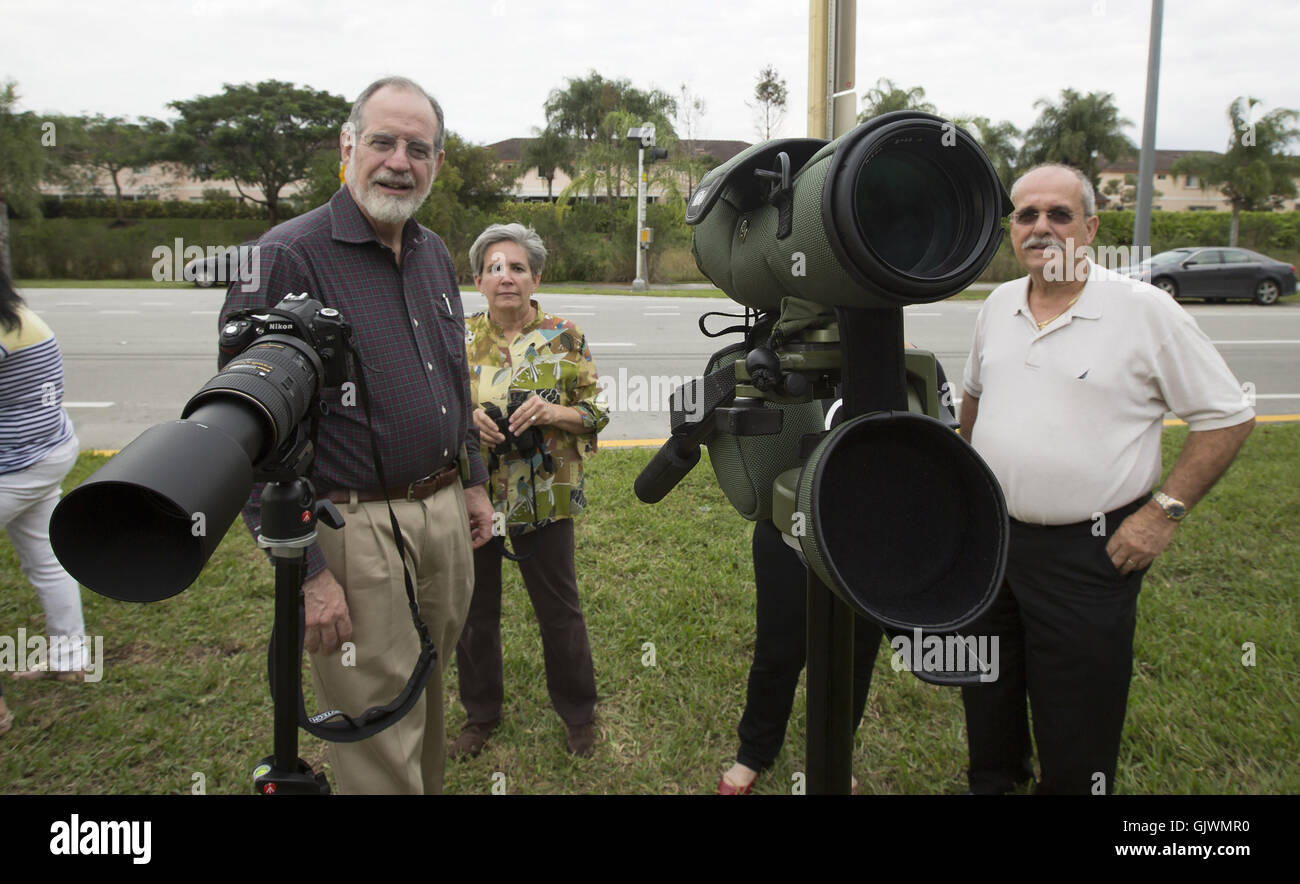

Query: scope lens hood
[822,111,1009,303]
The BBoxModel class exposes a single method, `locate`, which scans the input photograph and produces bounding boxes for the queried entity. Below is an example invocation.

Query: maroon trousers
[455,519,597,727]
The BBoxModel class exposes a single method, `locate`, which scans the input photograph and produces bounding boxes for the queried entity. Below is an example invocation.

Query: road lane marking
[591,342,636,347]
[191,310,221,315]
[1211,340,1300,344]
[65,401,115,408]
[99,310,140,314]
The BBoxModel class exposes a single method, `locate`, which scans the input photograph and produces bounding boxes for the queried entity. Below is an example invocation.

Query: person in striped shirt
[0,264,86,729]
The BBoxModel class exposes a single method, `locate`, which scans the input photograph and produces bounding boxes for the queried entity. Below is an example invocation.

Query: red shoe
[717,773,756,795]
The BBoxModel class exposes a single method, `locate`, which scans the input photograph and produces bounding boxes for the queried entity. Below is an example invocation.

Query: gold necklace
[1035,294,1080,330]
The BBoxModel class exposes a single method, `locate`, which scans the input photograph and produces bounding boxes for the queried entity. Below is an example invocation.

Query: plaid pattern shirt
[466,303,609,533]
[221,185,486,577]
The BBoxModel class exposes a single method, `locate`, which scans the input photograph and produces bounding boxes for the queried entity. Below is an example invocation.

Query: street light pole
[1134,0,1164,252]
[633,143,648,292]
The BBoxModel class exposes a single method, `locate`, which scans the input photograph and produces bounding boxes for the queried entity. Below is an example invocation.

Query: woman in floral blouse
[450,223,610,761]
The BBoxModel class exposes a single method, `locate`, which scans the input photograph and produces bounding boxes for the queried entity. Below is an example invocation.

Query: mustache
[372,172,416,188]
[1022,236,1065,250]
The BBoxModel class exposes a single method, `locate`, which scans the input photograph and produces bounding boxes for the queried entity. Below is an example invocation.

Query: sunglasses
[1011,207,1077,226]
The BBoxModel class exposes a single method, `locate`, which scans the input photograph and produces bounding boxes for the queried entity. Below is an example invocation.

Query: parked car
[182,241,260,288]
[1120,247,1297,305]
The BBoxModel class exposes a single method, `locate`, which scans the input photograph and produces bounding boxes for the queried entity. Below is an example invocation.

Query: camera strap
[278,347,438,744]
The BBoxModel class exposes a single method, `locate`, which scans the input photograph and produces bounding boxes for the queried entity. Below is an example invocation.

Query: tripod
[252,477,343,795]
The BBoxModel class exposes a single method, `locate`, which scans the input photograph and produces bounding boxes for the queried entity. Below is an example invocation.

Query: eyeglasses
[361,133,437,162]
[1011,207,1078,226]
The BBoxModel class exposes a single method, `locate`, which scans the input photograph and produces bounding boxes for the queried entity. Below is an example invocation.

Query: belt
[1009,494,1152,532]
[322,463,460,504]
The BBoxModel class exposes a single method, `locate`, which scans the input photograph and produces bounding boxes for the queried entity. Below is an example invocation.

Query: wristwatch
[1153,490,1188,522]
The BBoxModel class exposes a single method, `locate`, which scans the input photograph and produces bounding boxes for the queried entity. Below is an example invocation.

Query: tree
[62,115,170,225]
[0,81,60,279]
[1173,97,1300,246]
[674,83,712,196]
[750,65,787,140]
[544,71,676,235]
[954,115,1021,191]
[858,78,936,122]
[521,126,575,201]
[544,70,676,149]
[168,80,349,226]
[1019,88,1136,192]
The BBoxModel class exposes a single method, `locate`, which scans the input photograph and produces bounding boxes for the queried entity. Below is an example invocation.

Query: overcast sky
[4,0,1298,154]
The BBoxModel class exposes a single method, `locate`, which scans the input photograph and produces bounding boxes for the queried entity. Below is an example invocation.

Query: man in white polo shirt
[958,163,1255,794]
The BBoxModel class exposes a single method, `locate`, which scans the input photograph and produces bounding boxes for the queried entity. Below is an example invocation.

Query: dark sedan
[1123,247,1297,305]
[182,241,260,288]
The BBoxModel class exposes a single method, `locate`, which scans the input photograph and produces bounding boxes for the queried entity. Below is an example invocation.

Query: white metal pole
[632,146,648,291]
[1134,0,1164,251]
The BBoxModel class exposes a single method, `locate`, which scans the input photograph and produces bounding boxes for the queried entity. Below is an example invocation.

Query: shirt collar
[329,185,428,252]
[1010,258,1105,325]
[485,299,544,337]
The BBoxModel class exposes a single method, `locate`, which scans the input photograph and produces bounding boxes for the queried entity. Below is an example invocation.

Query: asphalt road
[21,286,1300,451]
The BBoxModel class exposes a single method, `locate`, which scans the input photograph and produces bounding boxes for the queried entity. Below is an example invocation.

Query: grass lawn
[0,424,1296,794]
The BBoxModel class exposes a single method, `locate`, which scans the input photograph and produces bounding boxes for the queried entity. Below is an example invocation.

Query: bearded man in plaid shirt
[222,76,495,794]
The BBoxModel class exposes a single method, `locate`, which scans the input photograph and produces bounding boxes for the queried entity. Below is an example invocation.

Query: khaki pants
[310,483,473,794]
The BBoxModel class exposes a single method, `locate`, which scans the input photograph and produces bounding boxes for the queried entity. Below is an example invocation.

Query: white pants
[1,435,87,671]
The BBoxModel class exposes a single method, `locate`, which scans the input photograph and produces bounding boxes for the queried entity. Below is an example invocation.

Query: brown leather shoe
[449,720,498,760]
[565,721,596,758]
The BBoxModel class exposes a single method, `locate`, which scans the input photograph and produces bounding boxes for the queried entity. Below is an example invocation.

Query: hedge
[37,196,302,221]
[11,209,1299,283]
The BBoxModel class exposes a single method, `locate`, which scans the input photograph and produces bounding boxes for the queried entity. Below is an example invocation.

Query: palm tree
[1019,89,1136,192]
[1173,97,1300,246]
[954,115,1021,190]
[857,78,936,122]
[521,127,574,201]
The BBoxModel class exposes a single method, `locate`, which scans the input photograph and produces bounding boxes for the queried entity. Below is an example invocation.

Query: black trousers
[960,496,1149,794]
[455,519,597,728]
[736,518,882,773]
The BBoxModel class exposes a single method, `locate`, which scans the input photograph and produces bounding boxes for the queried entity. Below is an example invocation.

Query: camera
[50,293,352,602]
[218,294,350,388]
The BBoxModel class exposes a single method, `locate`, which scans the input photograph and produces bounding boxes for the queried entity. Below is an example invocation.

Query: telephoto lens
[51,296,346,602]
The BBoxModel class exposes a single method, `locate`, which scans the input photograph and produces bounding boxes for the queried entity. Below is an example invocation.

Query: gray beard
[347,158,433,224]
[355,181,430,224]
